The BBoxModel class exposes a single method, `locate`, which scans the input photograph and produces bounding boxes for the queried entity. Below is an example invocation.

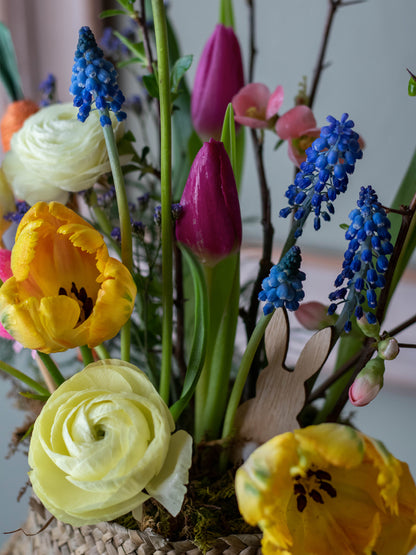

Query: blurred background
[0,0,415,549]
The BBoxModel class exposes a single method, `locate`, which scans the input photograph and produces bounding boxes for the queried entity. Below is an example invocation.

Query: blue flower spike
[328,186,393,332]
[280,113,363,238]
[259,246,306,315]
[70,26,127,126]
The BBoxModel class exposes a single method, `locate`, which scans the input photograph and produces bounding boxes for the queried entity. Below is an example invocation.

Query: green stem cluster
[151,0,173,404]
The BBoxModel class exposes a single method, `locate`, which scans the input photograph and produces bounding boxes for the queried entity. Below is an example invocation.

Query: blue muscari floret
[4,201,30,223]
[258,246,306,315]
[70,26,127,126]
[39,73,56,107]
[280,114,363,238]
[328,186,392,332]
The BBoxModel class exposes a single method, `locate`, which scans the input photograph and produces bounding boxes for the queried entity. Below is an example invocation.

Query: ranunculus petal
[146,429,193,517]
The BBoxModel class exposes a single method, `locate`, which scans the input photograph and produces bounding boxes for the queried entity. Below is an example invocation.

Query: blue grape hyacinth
[328,186,393,332]
[70,26,127,126]
[259,246,306,315]
[280,113,363,238]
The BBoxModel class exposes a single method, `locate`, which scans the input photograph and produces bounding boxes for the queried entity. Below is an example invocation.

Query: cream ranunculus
[2,103,125,205]
[28,359,193,526]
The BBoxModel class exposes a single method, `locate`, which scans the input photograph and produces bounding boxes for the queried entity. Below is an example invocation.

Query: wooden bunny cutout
[234,307,333,445]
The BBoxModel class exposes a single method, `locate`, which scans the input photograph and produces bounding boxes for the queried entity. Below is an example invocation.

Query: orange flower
[0,99,39,152]
[0,202,136,353]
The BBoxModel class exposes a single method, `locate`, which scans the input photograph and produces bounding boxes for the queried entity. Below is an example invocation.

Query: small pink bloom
[0,248,14,340]
[232,83,284,129]
[175,139,242,267]
[191,24,244,141]
[275,105,320,167]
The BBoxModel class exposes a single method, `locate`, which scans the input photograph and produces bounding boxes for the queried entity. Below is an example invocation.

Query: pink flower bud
[232,83,284,129]
[175,139,242,266]
[275,105,320,167]
[349,357,385,407]
[191,24,244,140]
[294,301,334,330]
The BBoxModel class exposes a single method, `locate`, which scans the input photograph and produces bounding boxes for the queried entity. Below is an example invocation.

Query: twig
[309,0,364,109]
[138,0,155,74]
[376,193,416,323]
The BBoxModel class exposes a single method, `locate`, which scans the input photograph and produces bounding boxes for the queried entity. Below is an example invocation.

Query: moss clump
[138,443,259,553]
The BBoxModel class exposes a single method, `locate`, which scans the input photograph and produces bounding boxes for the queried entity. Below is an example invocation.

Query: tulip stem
[222,311,272,442]
[151,0,173,404]
[37,352,66,387]
[101,113,133,362]
[0,360,50,397]
[79,345,95,366]
[94,344,111,360]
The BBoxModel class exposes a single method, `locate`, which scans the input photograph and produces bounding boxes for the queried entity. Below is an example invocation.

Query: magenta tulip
[175,139,242,266]
[232,83,284,129]
[191,24,244,140]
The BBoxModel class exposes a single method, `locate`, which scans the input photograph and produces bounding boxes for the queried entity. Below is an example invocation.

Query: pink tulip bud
[175,139,242,266]
[232,83,284,129]
[191,24,244,140]
[275,105,320,167]
[294,301,335,330]
[349,357,385,407]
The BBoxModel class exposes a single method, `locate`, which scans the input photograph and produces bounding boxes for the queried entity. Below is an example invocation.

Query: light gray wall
[169,0,416,256]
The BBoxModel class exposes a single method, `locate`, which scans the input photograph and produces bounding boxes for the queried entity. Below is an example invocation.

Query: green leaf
[170,246,208,421]
[99,9,128,18]
[220,103,245,192]
[339,223,349,230]
[142,73,159,98]
[113,31,148,66]
[0,22,24,101]
[221,103,237,172]
[170,55,193,94]
[387,146,416,301]
[114,0,136,13]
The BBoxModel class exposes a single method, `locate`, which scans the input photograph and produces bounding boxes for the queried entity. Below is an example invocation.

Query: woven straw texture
[0,499,262,555]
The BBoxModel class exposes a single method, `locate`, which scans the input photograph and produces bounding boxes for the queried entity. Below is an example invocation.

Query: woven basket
[0,498,262,555]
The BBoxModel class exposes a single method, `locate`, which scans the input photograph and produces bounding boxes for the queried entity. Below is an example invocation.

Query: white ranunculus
[2,103,125,205]
[28,359,193,526]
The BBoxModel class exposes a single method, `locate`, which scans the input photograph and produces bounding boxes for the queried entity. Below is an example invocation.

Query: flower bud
[294,301,336,330]
[378,337,399,360]
[191,24,244,140]
[349,357,385,407]
[357,315,381,339]
[175,139,242,266]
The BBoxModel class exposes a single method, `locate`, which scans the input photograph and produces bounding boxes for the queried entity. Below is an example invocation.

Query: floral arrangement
[1,1,416,554]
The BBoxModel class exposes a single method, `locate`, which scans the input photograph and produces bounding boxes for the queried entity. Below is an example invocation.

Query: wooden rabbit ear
[264,307,290,368]
[233,308,333,451]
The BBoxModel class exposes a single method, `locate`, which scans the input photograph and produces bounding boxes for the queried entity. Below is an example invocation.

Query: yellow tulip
[235,423,416,555]
[0,202,136,353]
